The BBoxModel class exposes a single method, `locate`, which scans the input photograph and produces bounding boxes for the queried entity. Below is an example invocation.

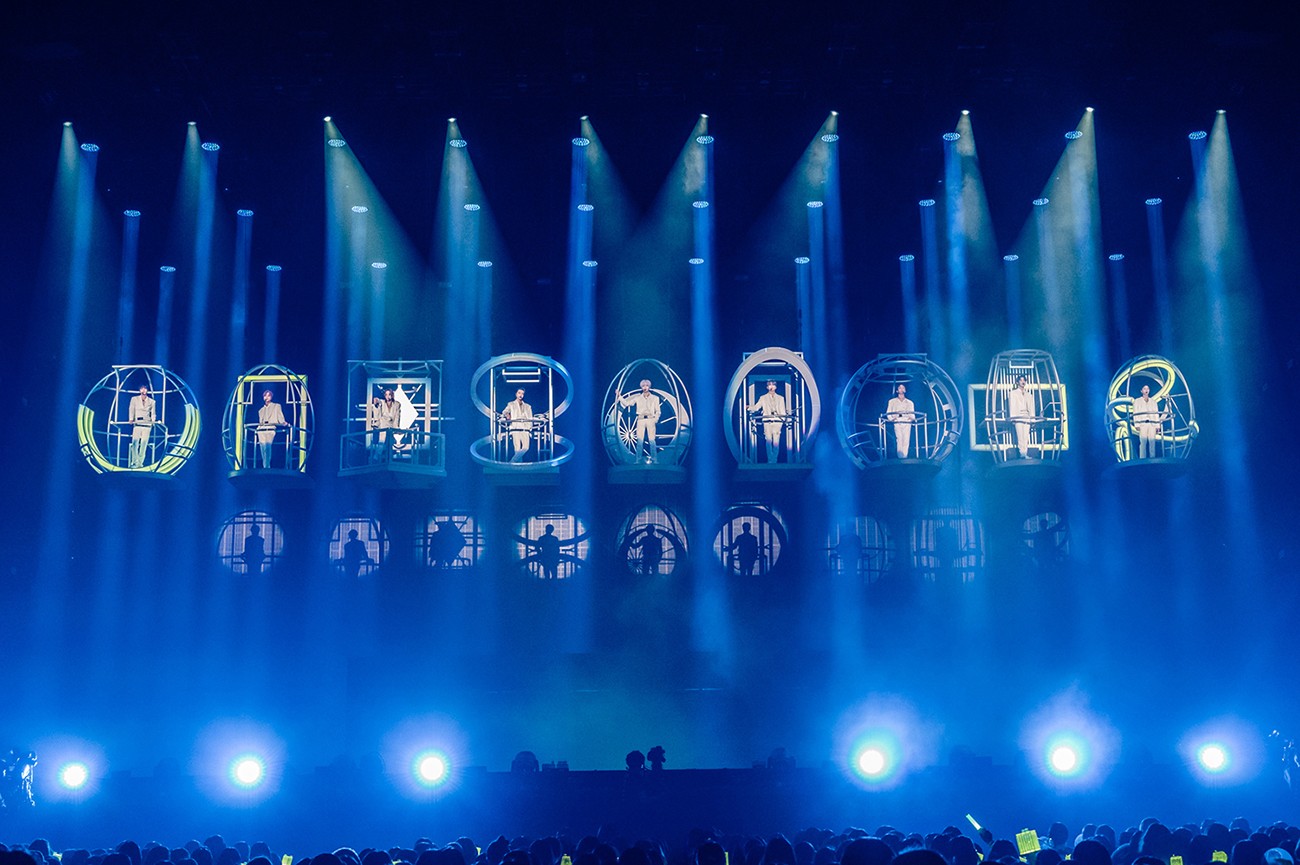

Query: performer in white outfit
[127,384,156,468]
[369,388,401,461]
[753,379,787,464]
[1132,384,1165,459]
[255,388,288,468]
[619,378,661,463]
[885,383,917,459]
[1007,375,1035,459]
[502,388,534,463]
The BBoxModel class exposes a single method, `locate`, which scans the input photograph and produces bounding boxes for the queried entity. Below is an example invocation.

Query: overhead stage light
[80,143,99,152]
[266,265,281,272]
[918,199,935,207]
[1003,254,1019,262]
[899,254,915,262]
[463,203,481,212]
[1145,198,1163,206]
[807,200,824,208]
[795,256,811,264]
[572,137,590,146]
[821,134,839,142]
[692,200,709,209]
[1108,253,1124,261]
[327,139,347,148]
[942,132,960,141]
[477,261,493,268]
[577,203,594,212]
[323,116,331,122]
[124,210,141,218]
[688,258,705,265]
[237,209,253,217]
[371,262,387,269]
[582,260,598,268]
[160,266,177,273]
[1065,131,1083,140]
[696,135,714,145]
[1188,131,1207,141]
[201,142,220,152]
[449,138,468,148]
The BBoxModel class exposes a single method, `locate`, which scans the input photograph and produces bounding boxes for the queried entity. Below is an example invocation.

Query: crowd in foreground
[3,819,1298,865]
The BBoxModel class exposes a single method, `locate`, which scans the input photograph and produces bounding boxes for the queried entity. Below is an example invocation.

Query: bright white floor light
[230,755,266,788]
[856,748,888,777]
[414,750,449,787]
[59,762,90,790]
[1050,745,1079,774]
[1197,743,1229,772]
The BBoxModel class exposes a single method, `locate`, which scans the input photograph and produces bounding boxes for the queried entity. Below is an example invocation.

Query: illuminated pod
[77,364,201,479]
[1105,355,1198,465]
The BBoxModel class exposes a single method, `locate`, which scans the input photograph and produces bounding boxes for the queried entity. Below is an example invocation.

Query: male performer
[127,384,155,469]
[729,522,760,576]
[370,388,400,461]
[1132,384,1165,459]
[619,378,661,463]
[885,383,917,459]
[502,388,533,463]
[1007,375,1036,459]
[753,379,787,463]
[255,388,288,468]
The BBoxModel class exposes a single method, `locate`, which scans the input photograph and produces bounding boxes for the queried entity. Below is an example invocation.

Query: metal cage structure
[724,347,821,470]
[222,364,314,482]
[470,353,574,471]
[1106,354,1198,464]
[601,358,693,468]
[77,364,201,480]
[837,354,963,470]
[968,349,1069,465]
[339,360,446,486]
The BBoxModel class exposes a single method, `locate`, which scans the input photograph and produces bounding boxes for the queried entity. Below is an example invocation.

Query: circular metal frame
[837,354,963,469]
[77,364,201,477]
[1106,354,1198,463]
[601,358,693,466]
[723,347,821,464]
[222,364,314,473]
[470,353,574,468]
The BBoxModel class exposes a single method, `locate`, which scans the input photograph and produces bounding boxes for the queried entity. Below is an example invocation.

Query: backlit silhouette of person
[341,528,373,577]
[536,523,561,579]
[428,519,467,570]
[241,523,266,574]
[729,522,760,576]
[633,525,665,575]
